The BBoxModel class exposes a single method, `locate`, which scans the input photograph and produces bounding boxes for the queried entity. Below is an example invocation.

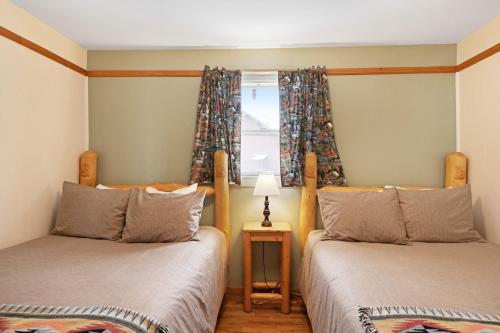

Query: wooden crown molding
[1,25,498,78]
[0,26,87,76]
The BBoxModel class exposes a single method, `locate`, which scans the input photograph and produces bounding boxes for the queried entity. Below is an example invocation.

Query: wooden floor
[215,294,312,333]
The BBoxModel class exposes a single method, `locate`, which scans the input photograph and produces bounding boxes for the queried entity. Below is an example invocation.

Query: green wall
[88,45,456,288]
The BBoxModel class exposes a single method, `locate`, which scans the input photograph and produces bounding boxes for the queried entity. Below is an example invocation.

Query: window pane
[241,86,279,130]
[241,131,280,175]
[241,72,280,176]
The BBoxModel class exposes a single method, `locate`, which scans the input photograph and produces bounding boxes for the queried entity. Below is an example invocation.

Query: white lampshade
[253,173,280,196]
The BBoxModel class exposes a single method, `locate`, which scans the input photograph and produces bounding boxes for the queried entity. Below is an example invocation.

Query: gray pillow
[318,187,407,244]
[53,181,131,240]
[121,188,206,243]
[397,184,483,242]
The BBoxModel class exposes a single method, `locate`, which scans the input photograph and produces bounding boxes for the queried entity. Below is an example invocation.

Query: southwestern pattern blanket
[0,304,168,333]
[359,306,500,333]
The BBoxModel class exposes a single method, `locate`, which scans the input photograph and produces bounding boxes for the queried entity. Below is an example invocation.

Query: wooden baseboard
[226,286,244,296]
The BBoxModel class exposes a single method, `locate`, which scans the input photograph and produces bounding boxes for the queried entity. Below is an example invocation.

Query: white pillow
[96,184,113,190]
[146,183,198,195]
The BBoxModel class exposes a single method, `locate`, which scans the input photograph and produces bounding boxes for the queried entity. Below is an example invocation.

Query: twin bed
[0,151,230,333]
[0,228,226,332]
[300,231,500,332]
[298,152,500,332]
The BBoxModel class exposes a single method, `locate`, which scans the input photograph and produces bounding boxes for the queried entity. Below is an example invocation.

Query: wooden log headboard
[298,151,468,254]
[78,150,231,249]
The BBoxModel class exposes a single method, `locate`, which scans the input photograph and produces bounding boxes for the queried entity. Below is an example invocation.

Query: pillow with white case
[97,183,198,195]
[96,184,112,190]
[146,183,198,195]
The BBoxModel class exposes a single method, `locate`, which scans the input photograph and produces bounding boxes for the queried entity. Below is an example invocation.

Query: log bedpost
[214,150,231,255]
[445,152,467,188]
[299,152,318,255]
[79,151,97,187]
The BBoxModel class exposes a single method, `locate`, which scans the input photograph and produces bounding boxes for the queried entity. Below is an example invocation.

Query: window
[241,72,280,184]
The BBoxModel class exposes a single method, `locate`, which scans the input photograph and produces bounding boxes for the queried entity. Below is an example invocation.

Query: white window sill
[240,174,282,188]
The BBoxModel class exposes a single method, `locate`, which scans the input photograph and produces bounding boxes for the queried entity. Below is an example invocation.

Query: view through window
[241,72,280,178]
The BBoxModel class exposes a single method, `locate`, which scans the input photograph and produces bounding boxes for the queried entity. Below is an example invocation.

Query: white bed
[299,230,500,333]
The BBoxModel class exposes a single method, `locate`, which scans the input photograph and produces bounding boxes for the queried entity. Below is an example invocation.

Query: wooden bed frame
[298,151,468,253]
[78,150,231,249]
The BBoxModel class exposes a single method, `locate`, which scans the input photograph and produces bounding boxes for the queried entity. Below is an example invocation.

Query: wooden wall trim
[1,25,498,78]
[0,26,87,76]
[88,66,458,77]
[456,42,500,71]
[326,66,457,75]
[87,45,497,76]
[88,70,203,77]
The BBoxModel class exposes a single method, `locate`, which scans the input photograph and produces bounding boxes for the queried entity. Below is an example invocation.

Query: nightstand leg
[280,232,291,314]
[243,232,252,312]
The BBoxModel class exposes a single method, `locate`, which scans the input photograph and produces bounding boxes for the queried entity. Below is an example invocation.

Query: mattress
[0,226,227,333]
[299,230,500,333]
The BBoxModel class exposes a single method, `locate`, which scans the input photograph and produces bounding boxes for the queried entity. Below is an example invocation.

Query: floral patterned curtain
[279,66,346,187]
[190,66,241,185]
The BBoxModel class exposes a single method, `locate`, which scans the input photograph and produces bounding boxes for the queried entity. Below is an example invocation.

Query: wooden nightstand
[242,222,292,314]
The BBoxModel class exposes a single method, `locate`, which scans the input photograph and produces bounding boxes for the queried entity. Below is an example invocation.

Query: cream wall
[88,45,456,287]
[456,16,500,244]
[0,1,88,249]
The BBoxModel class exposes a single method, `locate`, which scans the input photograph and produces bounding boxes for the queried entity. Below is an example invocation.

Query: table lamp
[253,173,280,227]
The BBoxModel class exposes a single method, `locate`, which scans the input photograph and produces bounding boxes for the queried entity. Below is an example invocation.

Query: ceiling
[11,0,500,50]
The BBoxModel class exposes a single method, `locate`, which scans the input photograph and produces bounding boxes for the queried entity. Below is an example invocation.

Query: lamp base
[261,195,272,227]
[261,219,272,227]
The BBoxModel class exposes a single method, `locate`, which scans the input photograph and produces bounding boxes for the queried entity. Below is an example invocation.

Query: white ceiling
[11,0,500,50]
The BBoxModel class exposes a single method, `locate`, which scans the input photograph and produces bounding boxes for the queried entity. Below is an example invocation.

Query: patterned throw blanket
[0,304,168,333]
[359,306,500,333]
